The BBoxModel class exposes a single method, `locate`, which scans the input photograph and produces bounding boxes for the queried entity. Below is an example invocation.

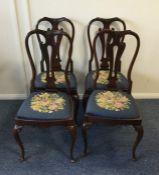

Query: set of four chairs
[13,17,144,162]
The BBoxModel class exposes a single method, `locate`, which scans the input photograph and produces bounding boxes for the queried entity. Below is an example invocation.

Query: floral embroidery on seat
[95,91,130,111]
[92,70,120,84]
[41,72,66,84]
[31,93,65,113]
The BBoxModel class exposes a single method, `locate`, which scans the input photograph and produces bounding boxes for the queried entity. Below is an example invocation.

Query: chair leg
[13,125,25,161]
[74,94,79,125]
[132,124,144,160]
[67,125,76,162]
[82,123,88,156]
[83,93,89,111]
[82,122,92,156]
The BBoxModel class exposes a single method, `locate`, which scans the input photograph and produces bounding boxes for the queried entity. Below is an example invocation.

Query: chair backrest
[35,17,75,72]
[93,30,140,93]
[25,29,73,93]
[88,17,126,71]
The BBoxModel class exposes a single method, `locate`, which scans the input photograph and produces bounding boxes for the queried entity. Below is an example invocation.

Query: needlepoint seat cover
[85,70,128,90]
[35,71,77,90]
[86,90,139,119]
[17,92,73,120]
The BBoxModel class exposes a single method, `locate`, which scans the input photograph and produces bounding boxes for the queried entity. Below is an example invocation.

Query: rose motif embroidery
[95,91,130,111]
[93,70,120,84]
[31,93,65,113]
[41,72,65,84]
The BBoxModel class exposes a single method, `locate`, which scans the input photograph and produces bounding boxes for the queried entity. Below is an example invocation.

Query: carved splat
[36,17,75,72]
[93,30,140,91]
[25,29,73,91]
[87,17,126,71]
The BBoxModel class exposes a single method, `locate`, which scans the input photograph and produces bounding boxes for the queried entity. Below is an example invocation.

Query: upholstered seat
[17,92,73,120]
[86,90,139,119]
[85,70,128,91]
[34,71,77,90]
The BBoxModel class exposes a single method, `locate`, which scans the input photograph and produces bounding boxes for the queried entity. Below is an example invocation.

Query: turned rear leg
[67,125,77,162]
[82,122,92,156]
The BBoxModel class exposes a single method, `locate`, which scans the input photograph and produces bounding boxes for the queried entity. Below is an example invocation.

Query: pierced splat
[93,30,140,92]
[25,29,73,91]
[36,17,75,72]
[98,28,110,70]
[87,17,126,71]
[106,32,126,89]
[41,30,64,72]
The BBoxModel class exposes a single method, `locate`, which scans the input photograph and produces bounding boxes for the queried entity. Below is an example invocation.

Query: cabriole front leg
[132,124,144,160]
[13,124,25,161]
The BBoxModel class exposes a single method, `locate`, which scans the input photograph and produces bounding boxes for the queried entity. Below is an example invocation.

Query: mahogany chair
[82,30,144,160]
[33,17,78,104]
[84,17,127,104]
[13,29,77,162]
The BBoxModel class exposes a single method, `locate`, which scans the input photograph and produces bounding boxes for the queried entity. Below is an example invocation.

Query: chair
[84,17,127,105]
[13,29,77,162]
[33,17,78,104]
[82,29,144,160]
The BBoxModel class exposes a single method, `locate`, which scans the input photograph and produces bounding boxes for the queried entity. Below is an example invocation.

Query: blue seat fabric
[35,71,77,89]
[86,90,139,119]
[17,92,73,120]
[85,71,129,90]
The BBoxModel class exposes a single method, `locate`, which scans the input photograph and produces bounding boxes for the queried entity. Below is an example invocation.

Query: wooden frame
[13,29,77,162]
